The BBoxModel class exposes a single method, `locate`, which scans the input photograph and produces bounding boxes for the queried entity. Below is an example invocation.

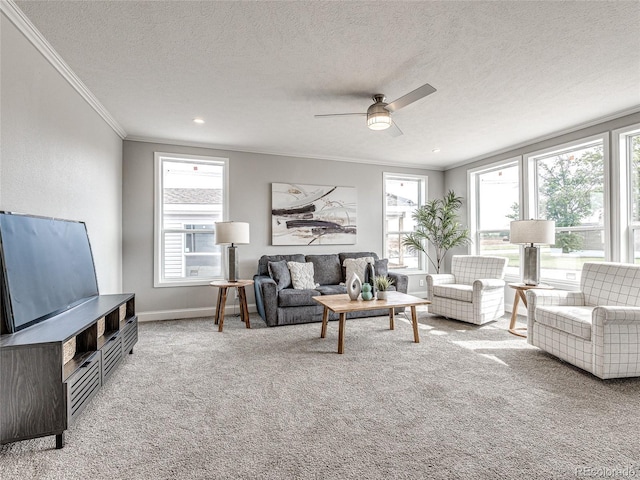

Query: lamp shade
[510,220,555,245]
[215,222,250,245]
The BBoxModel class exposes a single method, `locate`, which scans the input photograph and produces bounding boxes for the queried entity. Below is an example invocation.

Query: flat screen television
[0,212,99,333]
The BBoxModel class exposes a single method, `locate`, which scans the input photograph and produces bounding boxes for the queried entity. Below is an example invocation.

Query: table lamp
[215,221,250,282]
[510,219,555,286]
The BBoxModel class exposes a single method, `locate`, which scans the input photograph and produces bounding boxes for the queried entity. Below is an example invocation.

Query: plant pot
[377,291,388,300]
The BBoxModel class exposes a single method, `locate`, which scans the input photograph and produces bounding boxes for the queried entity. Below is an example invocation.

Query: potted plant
[374,275,394,300]
[402,190,471,273]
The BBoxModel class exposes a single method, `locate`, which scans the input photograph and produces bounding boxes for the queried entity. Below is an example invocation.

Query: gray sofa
[253,252,409,327]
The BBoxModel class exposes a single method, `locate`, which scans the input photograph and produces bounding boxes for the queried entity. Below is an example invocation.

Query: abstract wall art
[271,183,357,245]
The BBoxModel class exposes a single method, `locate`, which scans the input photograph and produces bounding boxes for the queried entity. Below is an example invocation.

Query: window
[624,128,640,263]
[527,138,606,282]
[154,153,228,287]
[469,160,520,276]
[383,173,427,270]
[469,134,609,286]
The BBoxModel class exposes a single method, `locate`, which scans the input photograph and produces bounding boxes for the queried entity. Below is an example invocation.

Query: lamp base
[227,245,238,282]
[523,245,540,286]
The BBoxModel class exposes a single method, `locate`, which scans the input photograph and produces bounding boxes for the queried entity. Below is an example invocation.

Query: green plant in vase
[374,275,394,300]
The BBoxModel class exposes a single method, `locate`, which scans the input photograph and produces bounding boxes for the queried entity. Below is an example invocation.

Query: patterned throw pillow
[287,262,317,290]
[343,256,374,283]
[268,260,292,290]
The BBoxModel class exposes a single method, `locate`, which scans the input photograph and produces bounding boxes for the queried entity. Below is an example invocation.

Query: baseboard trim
[138,304,257,322]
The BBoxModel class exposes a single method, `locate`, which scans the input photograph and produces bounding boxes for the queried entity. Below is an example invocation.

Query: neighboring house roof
[386,193,416,207]
[164,188,222,204]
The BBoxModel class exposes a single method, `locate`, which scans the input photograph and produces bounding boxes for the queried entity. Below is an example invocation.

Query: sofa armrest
[388,272,408,294]
[473,278,505,291]
[593,306,640,326]
[253,275,278,327]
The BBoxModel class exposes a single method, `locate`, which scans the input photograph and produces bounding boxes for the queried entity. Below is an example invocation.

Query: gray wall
[0,14,123,293]
[123,140,442,319]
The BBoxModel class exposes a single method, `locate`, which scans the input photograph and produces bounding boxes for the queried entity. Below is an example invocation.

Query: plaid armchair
[527,262,640,379]
[426,255,508,325]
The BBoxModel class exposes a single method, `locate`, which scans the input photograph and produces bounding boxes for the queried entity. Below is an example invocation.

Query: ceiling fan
[314,82,436,137]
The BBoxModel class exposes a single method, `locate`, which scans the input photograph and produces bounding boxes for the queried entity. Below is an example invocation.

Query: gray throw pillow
[268,260,292,290]
[375,258,389,278]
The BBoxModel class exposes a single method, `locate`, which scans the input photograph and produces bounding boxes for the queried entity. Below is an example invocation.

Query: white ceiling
[14,0,640,170]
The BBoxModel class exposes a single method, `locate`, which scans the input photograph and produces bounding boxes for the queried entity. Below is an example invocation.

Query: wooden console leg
[56,432,64,449]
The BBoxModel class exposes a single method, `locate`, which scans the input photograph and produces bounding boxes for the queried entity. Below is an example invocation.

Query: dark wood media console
[0,293,137,448]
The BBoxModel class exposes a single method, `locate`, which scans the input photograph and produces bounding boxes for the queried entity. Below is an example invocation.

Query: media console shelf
[0,293,137,449]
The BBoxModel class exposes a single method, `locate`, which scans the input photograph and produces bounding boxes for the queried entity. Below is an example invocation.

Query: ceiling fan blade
[387,120,403,137]
[386,83,436,113]
[314,113,366,118]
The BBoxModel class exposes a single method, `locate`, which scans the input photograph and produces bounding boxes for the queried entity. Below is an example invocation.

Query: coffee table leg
[389,308,395,330]
[320,307,329,338]
[218,287,228,332]
[238,286,251,328]
[338,313,346,354]
[411,306,420,343]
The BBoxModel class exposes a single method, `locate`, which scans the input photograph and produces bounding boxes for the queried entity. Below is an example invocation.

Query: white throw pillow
[343,257,374,283]
[287,262,317,290]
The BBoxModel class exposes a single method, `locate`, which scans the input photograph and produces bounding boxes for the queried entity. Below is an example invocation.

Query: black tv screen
[0,212,99,333]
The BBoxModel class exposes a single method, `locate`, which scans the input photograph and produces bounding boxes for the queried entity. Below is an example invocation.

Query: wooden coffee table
[313,292,431,354]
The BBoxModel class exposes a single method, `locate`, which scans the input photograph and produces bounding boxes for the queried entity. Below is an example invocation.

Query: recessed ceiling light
[193,118,205,124]
[432,148,441,153]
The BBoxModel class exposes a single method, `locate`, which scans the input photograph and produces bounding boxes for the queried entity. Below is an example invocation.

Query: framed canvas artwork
[272,183,357,245]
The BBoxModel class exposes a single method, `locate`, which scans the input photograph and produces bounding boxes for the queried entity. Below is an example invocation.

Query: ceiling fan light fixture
[367,100,391,130]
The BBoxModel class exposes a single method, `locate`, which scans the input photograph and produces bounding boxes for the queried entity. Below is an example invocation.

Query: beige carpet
[1,309,638,479]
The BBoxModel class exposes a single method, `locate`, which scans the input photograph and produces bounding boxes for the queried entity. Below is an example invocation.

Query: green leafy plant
[402,190,471,273]
[374,275,394,291]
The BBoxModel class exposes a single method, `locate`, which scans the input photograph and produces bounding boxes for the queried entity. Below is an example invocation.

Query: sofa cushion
[315,285,347,295]
[278,288,321,307]
[339,252,379,281]
[305,254,342,286]
[344,257,374,284]
[287,262,317,289]
[257,254,305,276]
[535,306,594,340]
[433,284,473,303]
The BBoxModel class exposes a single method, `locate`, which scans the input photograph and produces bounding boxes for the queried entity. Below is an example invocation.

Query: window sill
[154,278,223,288]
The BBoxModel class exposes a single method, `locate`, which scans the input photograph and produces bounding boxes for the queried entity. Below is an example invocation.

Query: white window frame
[523,133,610,288]
[382,172,428,272]
[613,123,640,264]
[154,152,229,287]
[468,157,521,280]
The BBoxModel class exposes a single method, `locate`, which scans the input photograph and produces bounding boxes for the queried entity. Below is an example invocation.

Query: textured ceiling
[14,1,640,169]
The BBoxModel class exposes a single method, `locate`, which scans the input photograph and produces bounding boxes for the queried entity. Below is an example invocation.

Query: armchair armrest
[388,272,408,294]
[426,274,456,300]
[473,278,505,291]
[253,275,278,327]
[593,306,640,326]
[526,289,585,308]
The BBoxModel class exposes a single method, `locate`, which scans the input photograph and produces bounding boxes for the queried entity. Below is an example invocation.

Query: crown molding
[124,135,445,171]
[1,0,127,139]
[447,106,640,171]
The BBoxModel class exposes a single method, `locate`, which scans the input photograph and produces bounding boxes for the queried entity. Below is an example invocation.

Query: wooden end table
[210,279,254,332]
[313,291,430,354]
[508,282,553,337]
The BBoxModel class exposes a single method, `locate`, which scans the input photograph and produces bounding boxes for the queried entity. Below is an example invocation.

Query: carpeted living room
[1,1,640,479]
